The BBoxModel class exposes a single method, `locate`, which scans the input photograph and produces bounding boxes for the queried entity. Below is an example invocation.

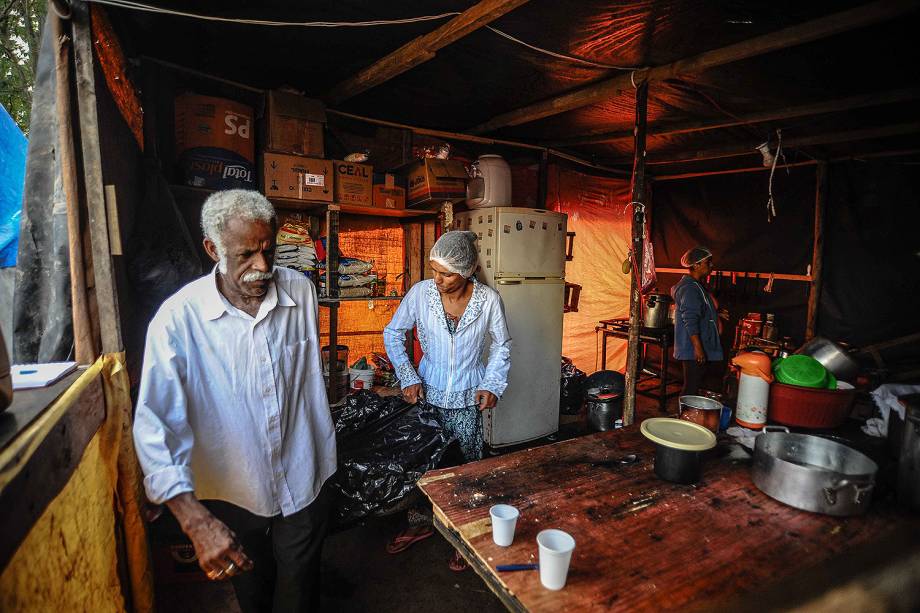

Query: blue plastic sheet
[0,104,27,268]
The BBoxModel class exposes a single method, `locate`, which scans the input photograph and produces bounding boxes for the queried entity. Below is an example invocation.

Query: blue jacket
[671,275,723,361]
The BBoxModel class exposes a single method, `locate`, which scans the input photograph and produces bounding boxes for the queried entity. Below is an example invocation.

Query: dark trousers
[205,481,333,613]
[681,360,720,397]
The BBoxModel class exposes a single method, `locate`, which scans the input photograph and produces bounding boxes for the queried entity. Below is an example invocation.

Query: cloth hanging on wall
[549,163,632,374]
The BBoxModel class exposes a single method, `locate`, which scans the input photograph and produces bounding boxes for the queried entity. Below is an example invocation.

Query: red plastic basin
[768,382,856,429]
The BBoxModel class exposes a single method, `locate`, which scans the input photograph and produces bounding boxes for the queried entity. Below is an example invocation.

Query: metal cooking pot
[586,390,623,431]
[643,293,673,329]
[752,426,877,516]
[795,336,859,382]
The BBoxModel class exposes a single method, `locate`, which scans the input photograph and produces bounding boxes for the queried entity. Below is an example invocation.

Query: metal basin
[752,426,877,516]
[795,336,859,382]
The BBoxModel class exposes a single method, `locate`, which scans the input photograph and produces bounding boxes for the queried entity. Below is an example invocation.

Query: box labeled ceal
[262,152,333,202]
[333,161,373,206]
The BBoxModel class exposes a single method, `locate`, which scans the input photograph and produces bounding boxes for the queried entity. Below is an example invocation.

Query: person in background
[133,190,336,612]
[383,230,512,570]
[671,245,723,396]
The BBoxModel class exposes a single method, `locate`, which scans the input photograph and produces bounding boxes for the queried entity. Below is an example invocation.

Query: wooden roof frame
[325,0,532,105]
[470,0,918,135]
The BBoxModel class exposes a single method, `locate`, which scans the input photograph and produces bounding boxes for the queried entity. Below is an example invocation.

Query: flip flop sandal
[448,551,469,572]
[385,526,434,554]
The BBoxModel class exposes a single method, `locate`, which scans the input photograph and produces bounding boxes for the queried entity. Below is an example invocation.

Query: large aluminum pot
[643,293,673,329]
[752,426,877,516]
[795,336,859,382]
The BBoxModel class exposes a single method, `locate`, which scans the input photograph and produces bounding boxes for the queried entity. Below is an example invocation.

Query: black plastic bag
[332,391,456,523]
[560,357,587,415]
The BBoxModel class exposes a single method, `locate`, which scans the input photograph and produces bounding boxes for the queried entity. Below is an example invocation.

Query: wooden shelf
[319,295,404,304]
[169,185,437,219]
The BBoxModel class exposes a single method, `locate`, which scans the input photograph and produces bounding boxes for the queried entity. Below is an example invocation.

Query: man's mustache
[241,271,274,282]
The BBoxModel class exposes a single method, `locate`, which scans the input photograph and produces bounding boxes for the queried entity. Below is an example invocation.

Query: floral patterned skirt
[432,403,483,463]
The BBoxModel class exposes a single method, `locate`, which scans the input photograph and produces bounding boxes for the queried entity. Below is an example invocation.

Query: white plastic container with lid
[466,154,511,208]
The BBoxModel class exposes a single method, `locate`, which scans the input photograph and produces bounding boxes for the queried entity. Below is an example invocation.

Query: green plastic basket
[775,354,828,388]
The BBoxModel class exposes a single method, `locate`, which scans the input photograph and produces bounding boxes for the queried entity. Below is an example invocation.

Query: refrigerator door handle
[496,279,523,285]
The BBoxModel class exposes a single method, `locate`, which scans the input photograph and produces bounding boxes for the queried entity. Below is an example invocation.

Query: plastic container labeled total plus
[736,372,770,429]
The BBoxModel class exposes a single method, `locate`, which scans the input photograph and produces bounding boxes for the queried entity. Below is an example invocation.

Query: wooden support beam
[623,82,648,427]
[72,1,123,354]
[550,88,920,147]
[651,148,920,181]
[325,0,532,104]
[806,162,828,340]
[326,109,630,176]
[621,121,920,166]
[52,15,97,364]
[471,0,918,134]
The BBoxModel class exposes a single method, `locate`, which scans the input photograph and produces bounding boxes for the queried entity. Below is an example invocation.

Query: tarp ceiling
[105,0,920,173]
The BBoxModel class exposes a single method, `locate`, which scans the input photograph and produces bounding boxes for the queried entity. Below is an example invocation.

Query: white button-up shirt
[133,266,337,517]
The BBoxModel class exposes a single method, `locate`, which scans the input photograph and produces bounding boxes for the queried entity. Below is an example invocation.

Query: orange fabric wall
[549,165,632,374]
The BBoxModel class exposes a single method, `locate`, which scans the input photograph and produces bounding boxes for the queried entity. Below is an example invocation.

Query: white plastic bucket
[736,372,770,429]
[349,368,375,391]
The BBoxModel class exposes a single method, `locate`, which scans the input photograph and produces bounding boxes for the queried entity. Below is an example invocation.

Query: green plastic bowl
[774,354,828,388]
[825,372,838,390]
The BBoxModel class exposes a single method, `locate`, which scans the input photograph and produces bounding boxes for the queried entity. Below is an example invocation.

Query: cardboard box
[373,172,406,210]
[262,152,333,202]
[175,93,255,189]
[266,90,326,157]
[333,160,373,206]
[405,159,468,208]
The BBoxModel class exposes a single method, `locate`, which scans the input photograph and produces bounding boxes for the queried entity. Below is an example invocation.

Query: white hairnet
[430,231,479,278]
[680,246,712,268]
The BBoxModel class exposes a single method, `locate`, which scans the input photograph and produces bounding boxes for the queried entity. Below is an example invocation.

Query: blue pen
[496,563,539,572]
[19,369,37,375]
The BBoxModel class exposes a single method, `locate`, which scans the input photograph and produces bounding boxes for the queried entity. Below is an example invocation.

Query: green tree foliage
[1,0,46,135]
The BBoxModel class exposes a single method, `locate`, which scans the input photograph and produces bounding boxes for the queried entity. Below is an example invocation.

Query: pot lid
[640,418,716,451]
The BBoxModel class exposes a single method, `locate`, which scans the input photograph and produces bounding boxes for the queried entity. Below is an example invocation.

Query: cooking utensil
[752,426,877,516]
[641,418,717,484]
[678,395,722,433]
[795,336,859,382]
[643,293,673,328]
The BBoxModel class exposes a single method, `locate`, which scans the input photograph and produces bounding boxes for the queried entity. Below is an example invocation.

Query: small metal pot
[752,426,877,516]
[586,391,623,431]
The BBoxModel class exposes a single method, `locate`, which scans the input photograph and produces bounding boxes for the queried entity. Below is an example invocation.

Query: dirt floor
[154,380,678,612]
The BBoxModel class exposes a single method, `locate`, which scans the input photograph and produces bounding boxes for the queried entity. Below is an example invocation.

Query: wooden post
[71,1,123,354]
[623,81,649,427]
[52,14,97,364]
[325,206,341,404]
[806,162,828,340]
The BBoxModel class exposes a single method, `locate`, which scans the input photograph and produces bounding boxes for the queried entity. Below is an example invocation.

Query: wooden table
[417,427,916,612]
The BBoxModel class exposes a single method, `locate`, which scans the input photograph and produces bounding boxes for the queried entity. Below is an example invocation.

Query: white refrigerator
[453,207,567,447]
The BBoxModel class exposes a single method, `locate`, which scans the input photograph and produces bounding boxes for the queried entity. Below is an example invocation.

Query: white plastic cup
[537,529,576,590]
[490,504,520,547]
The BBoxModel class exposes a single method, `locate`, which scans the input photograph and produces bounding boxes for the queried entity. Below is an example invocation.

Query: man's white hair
[200,190,276,273]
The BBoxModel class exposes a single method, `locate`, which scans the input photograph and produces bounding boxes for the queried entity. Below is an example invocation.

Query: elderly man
[133,189,336,612]
[671,246,723,396]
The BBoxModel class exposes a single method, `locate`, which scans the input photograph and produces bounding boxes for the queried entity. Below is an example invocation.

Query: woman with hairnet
[671,246,723,396]
[382,230,511,570]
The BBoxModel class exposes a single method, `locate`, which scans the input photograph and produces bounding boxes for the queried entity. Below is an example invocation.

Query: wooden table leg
[601,330,608,370]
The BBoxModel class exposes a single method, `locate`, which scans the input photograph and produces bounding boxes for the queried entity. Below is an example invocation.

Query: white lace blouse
[383,278,512,409]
